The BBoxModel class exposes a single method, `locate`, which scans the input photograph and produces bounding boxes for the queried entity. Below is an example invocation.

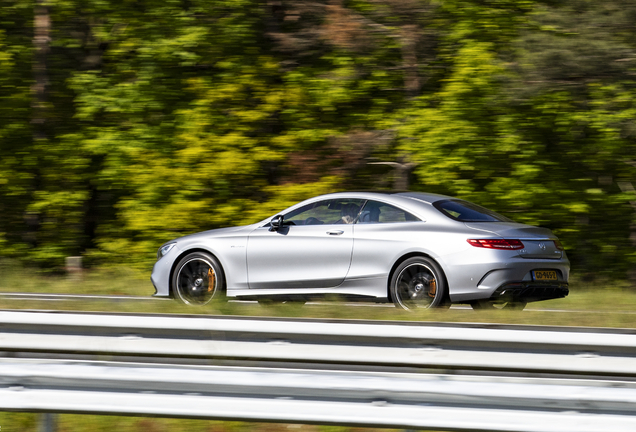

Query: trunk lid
[464,222,563,259]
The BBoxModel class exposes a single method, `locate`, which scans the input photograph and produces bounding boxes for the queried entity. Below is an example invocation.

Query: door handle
[327,230,344,236]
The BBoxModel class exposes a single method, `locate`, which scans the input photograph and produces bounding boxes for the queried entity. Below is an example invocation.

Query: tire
[171,251,225,306]
[470,300,527,310]
[390,256,448,310]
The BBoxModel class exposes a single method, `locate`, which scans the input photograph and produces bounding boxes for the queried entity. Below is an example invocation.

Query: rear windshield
[433,199,512,222]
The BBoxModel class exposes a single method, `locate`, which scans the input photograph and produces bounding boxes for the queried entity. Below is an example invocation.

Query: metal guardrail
[2,310,636,376]
[1,310,636,431]
[4,358,636,432]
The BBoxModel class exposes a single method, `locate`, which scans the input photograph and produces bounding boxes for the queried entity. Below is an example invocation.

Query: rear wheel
[172,252,225,306]
[390,257,447,310]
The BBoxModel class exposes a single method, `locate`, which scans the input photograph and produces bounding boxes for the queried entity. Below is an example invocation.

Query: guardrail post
[39,413,56,432]
[65,256,82,280]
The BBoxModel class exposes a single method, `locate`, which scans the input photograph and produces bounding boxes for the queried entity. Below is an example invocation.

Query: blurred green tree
[0,0,634,281]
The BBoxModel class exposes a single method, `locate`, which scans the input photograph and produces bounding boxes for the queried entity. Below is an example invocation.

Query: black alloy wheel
[390,256,448,310]
[172,252,225,306]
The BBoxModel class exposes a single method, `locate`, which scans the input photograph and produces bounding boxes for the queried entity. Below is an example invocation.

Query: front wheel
[171,251,225,306]
[390,257,448,310]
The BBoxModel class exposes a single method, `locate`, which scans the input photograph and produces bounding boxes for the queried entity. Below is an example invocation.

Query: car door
[247,199,364,289]
[347,200,424,280]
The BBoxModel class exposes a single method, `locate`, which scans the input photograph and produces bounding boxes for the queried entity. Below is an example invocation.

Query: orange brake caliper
[207,268,216,293]
[428,279,437,298]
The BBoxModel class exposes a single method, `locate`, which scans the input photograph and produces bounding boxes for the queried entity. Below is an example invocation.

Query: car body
[151,191,569,309]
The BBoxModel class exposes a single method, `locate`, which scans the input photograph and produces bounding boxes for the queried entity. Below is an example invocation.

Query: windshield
[433,199,513,222]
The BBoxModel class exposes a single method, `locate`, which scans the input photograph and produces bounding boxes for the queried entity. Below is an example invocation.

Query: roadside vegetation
[0,261,634,329]
[0,413,404,432]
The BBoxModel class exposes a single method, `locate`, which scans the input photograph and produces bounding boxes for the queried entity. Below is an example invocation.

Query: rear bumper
[490,282,569,303]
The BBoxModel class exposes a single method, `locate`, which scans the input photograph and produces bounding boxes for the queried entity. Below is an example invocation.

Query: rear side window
[357,201,420,224]
[433,199,512,222]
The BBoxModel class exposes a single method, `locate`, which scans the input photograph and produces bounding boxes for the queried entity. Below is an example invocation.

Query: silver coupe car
[151,191,569,310]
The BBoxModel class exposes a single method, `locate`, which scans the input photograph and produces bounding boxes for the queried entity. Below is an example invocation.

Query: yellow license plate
[533,270,558,281]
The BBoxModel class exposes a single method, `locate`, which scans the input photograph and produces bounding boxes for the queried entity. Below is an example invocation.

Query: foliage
[0,0,634,279]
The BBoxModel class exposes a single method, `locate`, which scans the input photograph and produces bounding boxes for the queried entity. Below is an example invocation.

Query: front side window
[285,199,365,225]
[357,201,420,224]
[433,199,512,222]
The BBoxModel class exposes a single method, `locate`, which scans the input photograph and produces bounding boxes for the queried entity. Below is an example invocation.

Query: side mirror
[270,215,284,231]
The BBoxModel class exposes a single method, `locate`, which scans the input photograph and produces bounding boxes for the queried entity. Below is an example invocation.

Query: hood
[170,225,254,243]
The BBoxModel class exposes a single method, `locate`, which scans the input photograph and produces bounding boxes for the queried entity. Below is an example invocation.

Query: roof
[395,191,452,204]
[335,190,451,201]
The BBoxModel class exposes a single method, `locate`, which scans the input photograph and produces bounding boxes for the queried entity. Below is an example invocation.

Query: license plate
[533,270,558,281]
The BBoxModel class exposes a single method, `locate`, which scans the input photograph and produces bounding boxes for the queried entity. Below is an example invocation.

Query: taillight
[553,240,564,251]
[467,239,524,250]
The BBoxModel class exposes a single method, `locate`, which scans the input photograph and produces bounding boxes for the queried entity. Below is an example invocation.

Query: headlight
[157,242,176,260]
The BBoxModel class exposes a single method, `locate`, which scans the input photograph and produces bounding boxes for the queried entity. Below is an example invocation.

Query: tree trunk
[32,1,50,137]
[400,24,420,98]
[27,1,51,247]
[618,181,636,284]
